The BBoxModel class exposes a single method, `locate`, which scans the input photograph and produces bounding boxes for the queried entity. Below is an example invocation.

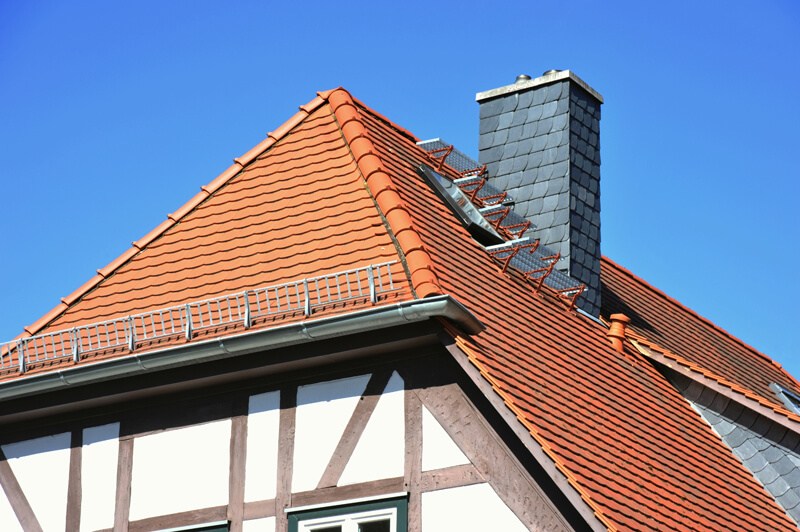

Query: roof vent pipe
[515,74,531,83]
[607,314,631,353]
[542,69,561,76]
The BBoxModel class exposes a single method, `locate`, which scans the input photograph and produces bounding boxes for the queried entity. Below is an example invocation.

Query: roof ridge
[600,255,800,388]
[327,88,443,299]
[17,94,330,341]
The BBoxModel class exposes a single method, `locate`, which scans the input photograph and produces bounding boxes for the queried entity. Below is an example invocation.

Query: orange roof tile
[4,88,798,531]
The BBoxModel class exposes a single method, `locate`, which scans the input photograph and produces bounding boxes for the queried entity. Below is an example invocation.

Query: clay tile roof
[601,256,800,414]
[5,89,799,531]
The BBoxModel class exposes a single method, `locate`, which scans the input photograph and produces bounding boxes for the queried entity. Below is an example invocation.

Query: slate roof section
[4,88,800,531]
[691,394,800,524]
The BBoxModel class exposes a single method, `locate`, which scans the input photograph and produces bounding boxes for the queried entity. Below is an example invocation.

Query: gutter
[0,295,483,403]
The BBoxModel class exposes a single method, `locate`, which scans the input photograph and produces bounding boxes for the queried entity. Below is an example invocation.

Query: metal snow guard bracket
[1,262,401,374]
[485,238,583,294]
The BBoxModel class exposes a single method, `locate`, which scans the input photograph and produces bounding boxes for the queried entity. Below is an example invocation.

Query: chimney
[477,70,603,316]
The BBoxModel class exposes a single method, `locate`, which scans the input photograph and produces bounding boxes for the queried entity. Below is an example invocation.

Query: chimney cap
[515,74,532,83]
[476,70,604,104]
[542,69,561,76]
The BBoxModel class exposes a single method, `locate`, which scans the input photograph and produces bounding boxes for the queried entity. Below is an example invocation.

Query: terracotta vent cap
[607,313,631,353]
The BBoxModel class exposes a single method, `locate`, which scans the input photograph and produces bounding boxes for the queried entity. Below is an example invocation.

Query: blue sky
[1,1,798,379]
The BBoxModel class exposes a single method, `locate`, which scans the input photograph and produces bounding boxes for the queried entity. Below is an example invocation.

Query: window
[770,383,800,415]
[288,496,407,532]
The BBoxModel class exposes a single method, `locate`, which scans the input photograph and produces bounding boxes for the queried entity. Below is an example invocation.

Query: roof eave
[0,295,484,404]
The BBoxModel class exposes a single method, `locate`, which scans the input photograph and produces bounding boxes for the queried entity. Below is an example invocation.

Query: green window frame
[288,495,408,532]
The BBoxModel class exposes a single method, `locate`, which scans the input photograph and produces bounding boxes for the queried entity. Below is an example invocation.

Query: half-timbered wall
[0,360,574,532]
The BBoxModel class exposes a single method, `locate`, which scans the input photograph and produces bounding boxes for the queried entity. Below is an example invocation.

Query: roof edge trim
[326,88,444,299]
[21,94,330,339]
[0,295,483,403]
[633,339,800,428]
[438,331,609,532]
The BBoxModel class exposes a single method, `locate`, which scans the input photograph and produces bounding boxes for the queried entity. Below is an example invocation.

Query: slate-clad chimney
[477,70,603,316]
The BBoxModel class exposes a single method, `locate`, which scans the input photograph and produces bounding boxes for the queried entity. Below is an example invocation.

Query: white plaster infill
[476,70,604,104]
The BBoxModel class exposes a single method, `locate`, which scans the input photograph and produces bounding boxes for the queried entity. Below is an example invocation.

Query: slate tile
[511,110,528,127]
[776,455,798,476]
[790,507,800,526]
[766,424,789,444]
[512,155,527,173]
[768,475,791,497]
[492,128,509,148]
[508,171,523,190]
[523,121,539,139]
[726,427,748,447]
[780,431,800,451]
[778,488,800,511]
[542,147,558,165]
[745,450,768,472]
[529,197,544,215]
[518,90,533,108]
[531,135,547,153]
[590,164,600,180]
[752,437,772,451]
[541,100,558,120]
[532,180,547,198]
[762,445,786,463]
[588,177,599,194]
[480,98,505,119]
[714,419,736,437]
[784,467,800,488]
[572,262,584,280]
[508,125,524,143]
[485,161,499,177]
[479,146,504,164]
[537,117,554,135]
[479,132,494,151]
[570,131,579,149]
[502,93,519,113]
[504,141,519,158]
[580,124,590,141]
[517,137,534,155]
[479,115,500,135]
[553,112,569,132]
[517,168,536,188]
[760,464,780,484]
[527,151,543,169]
[498,157,514,176]
[592,117,599,131]
[532,88,546,106]
[543,195,559,213]
[573,106,584,124]
[538,163,554,182]
[556,97,569,115]
[498,112,514,130]
[553,210,569,226]
[537,210,555,228]
[527,104,544,123]
[545,82,563,103]
[546,131,563,149]
[493,175,509,191]
[553,160,569,179]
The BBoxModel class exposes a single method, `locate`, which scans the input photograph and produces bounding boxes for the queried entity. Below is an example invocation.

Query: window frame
[288,495,407,532]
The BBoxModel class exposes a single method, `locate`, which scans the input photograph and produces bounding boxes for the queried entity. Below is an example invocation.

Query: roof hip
[326,88,443,299]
